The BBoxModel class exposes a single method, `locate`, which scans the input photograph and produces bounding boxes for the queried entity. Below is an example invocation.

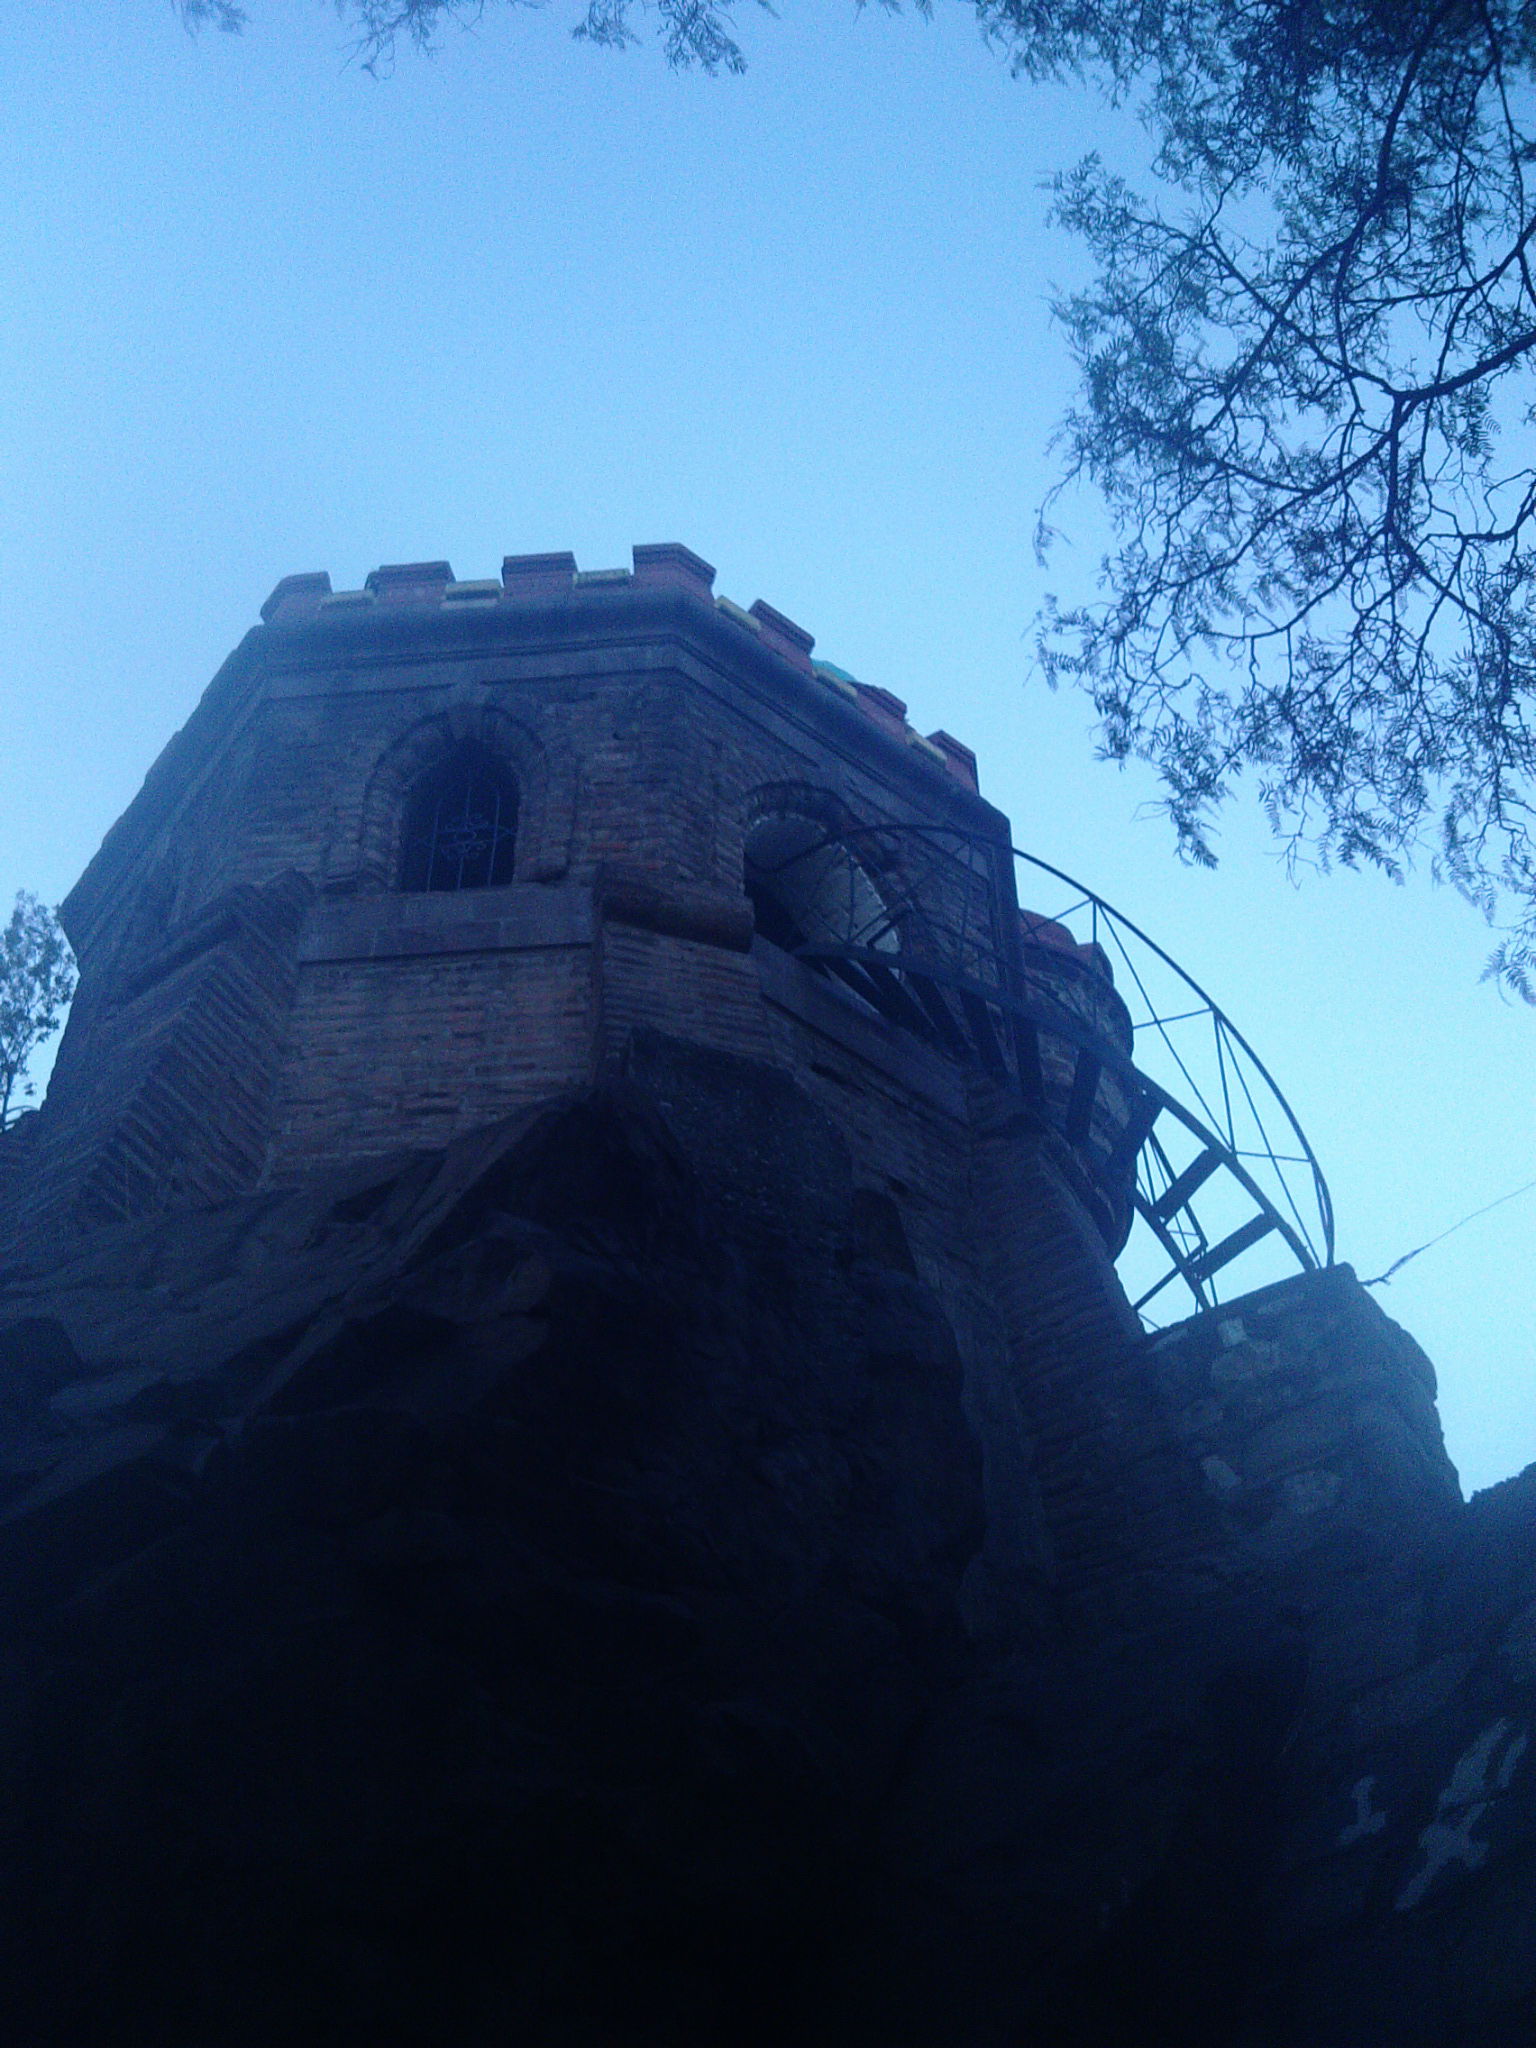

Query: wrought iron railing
[749,820,1333,1319]
[1009,849,1333,1315]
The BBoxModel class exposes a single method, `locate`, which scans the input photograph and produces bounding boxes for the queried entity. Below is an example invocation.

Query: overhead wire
[1362,1176,1536,1287]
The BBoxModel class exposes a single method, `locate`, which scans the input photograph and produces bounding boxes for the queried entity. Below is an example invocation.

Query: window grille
[400,748,518,893]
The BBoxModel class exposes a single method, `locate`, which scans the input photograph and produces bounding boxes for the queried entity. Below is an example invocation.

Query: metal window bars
[401,755,518,894]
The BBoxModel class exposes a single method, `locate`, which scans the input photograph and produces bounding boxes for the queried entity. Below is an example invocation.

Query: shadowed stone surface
[0,1051,1528,2046]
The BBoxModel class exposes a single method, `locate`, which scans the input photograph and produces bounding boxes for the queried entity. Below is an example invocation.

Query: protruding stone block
[925,729,980,792]
[260,572,332,624]
[502,552,577,600]
[364,562,455,604]
[632,542,715,600]
[594,865,755,952]
[850,679,909,739]
[748,598,815,674]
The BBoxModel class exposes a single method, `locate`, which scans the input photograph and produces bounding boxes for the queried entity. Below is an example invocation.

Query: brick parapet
[631,542,715,601]
[260,572,332,623]
[255,546,983,792]
[365,562,455,605]
[596,925,777,1072]
[264,942,597,1180]
[501,552,578,600]
[753,940,969,1123]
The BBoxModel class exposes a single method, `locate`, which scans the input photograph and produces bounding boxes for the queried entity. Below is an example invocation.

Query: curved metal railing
[748,819,1333,1319]
[1010,849,1333,1315]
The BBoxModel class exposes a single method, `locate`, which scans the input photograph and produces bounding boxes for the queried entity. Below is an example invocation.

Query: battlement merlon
[258,543,981,791]
[60,545,1005,967]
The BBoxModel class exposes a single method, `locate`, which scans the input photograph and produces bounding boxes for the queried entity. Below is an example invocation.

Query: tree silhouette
[180,0,1536,982]
[0,894,77,1129]
[1016,0,1536,992]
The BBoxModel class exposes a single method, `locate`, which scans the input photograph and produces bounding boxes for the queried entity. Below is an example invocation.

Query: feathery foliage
[0,894,76,1129]
[176,0,1536,983]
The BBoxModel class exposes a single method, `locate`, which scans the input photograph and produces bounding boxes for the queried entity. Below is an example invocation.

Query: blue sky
[3,0,1533,1491]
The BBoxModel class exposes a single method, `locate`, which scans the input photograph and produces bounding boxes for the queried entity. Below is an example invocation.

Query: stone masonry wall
[268,942,597,1178]
[1144,1264,1462,1578]
[41,564,1014,1248]
[1,872,311,1251]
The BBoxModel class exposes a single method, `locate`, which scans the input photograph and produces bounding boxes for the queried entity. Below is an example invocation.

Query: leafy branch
[0,894,77,1130]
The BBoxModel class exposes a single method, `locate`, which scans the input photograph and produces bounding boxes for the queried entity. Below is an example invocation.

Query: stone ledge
[594,866,755,952]
[752,937,968,1119]
[300,884,594,964]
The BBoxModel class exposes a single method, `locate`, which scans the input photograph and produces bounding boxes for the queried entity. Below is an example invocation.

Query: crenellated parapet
[257,543,981,795]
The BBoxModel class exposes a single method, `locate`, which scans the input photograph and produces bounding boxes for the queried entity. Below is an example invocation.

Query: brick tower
[2,542,1183,1605]
[0,550,1504,2048]
[15,542,1135,1224]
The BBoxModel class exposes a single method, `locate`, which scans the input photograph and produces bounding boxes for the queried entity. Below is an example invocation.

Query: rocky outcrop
[1137,1278,1536,2045]
[0,1048,1528,2046]
[0,1050,995,2045]
[1255,1455,1536,2047]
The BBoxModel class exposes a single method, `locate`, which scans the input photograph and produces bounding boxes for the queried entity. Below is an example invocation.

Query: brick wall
[164,594,1012,1195]
[267,940,596,1177]
[12,566,1172,1622]
[965,1088,1211,1616]
[63,587,1005,953]
[1,872,310,1250]
[597,922,778,1069]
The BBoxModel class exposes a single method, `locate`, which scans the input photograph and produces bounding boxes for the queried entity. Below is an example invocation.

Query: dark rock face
[0,1054,1530,2046]
[1258,1458,1536,2048]
[0,1061,990,2046]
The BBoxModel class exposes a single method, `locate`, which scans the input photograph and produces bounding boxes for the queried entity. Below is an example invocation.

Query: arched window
[399,746,518,893]
[744,814,899,957]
